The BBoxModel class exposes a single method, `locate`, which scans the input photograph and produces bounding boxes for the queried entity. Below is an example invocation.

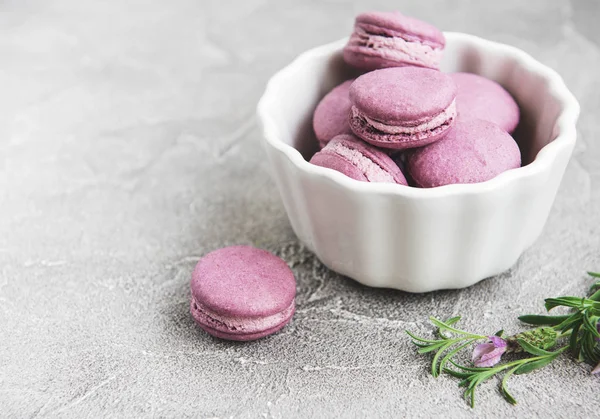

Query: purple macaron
[349,67,457,150]
[190,245,296,341]
[450,72,520,133]
[343,11,445,71]
[310,134,408,184]
[406,119,521,188]
[313,79,354,148]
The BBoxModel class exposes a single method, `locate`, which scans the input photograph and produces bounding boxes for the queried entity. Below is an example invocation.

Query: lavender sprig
[406,317,486,377]
[407,271,600,407]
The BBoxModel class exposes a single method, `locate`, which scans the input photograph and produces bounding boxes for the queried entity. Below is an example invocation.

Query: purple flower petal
[472,343,494,362]
[488,335,507,348]
[472,337,507,368]
[476,347,506,367]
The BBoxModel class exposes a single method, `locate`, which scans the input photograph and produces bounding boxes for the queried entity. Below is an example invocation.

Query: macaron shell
[191,246,296,319]
[310,150,369,182]
[450,72,520,133]
[310,134,408,184]
[195,308,295,342]
[343,50,436,72]
[197,319,290,342]
[190,297,295,341]
[355,11,445,47]
[349,67,457,123]
[333,134,408,184]
[407,119,521,187]
[349,112,454,150]
[343,11,445,71]
[312,80,354,144]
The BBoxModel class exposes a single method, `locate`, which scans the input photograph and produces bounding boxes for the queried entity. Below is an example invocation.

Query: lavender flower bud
[507,327,558,353]
[472,336,507,368]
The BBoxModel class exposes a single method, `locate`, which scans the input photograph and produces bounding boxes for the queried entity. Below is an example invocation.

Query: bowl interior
[269,35,565,168]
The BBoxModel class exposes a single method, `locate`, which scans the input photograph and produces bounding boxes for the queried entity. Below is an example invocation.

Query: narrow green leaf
[589,290,600,302]
[462,388,472,407]
[588,284,600,301]
[514,355,558,375]
[588,272,600,278]
[557,312,583,332]
[582,314,600,338]
[431,341,457,377]
[581,331,600,364]
[500,366,520,405]
[463,385,477,408]
[437,316,463,339]
[449,360,492,372]
[459,378,471,387]
[429,317,462,334]
[465,370,496,408]
[518,314,570,326]
[588,279,600,290]
[445,316,461,326]
[443,368,472,379]
[516,339,558,357]
[545,297,588,311]
[406,330,441,344]
[437,339,477,377]
[411,341,431,349]
[467,376,479,390]
[417,341,447,354]
[494,329,504,337]
[429,317,481,337]
[569,323,581,356]
[580,332,593,363]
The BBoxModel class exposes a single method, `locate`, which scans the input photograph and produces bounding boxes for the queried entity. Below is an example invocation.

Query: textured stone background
[1,0,599,417]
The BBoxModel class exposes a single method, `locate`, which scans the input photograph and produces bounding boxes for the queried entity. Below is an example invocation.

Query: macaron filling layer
[197,320,290,341]
[352,100,456,137]
[355,19,445,48]
[326,140,396,183]
[191,295,295,334]
[347,24,442,68]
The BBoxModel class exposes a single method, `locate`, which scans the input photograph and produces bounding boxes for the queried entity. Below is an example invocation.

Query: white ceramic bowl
[256,33,580,292]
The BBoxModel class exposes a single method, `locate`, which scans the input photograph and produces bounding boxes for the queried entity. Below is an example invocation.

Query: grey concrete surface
[1,0,599,417]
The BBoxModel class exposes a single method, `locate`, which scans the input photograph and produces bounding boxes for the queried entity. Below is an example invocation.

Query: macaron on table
[190,246,296,341]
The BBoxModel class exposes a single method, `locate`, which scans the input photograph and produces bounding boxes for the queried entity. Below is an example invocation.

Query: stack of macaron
[310,11,521,188]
